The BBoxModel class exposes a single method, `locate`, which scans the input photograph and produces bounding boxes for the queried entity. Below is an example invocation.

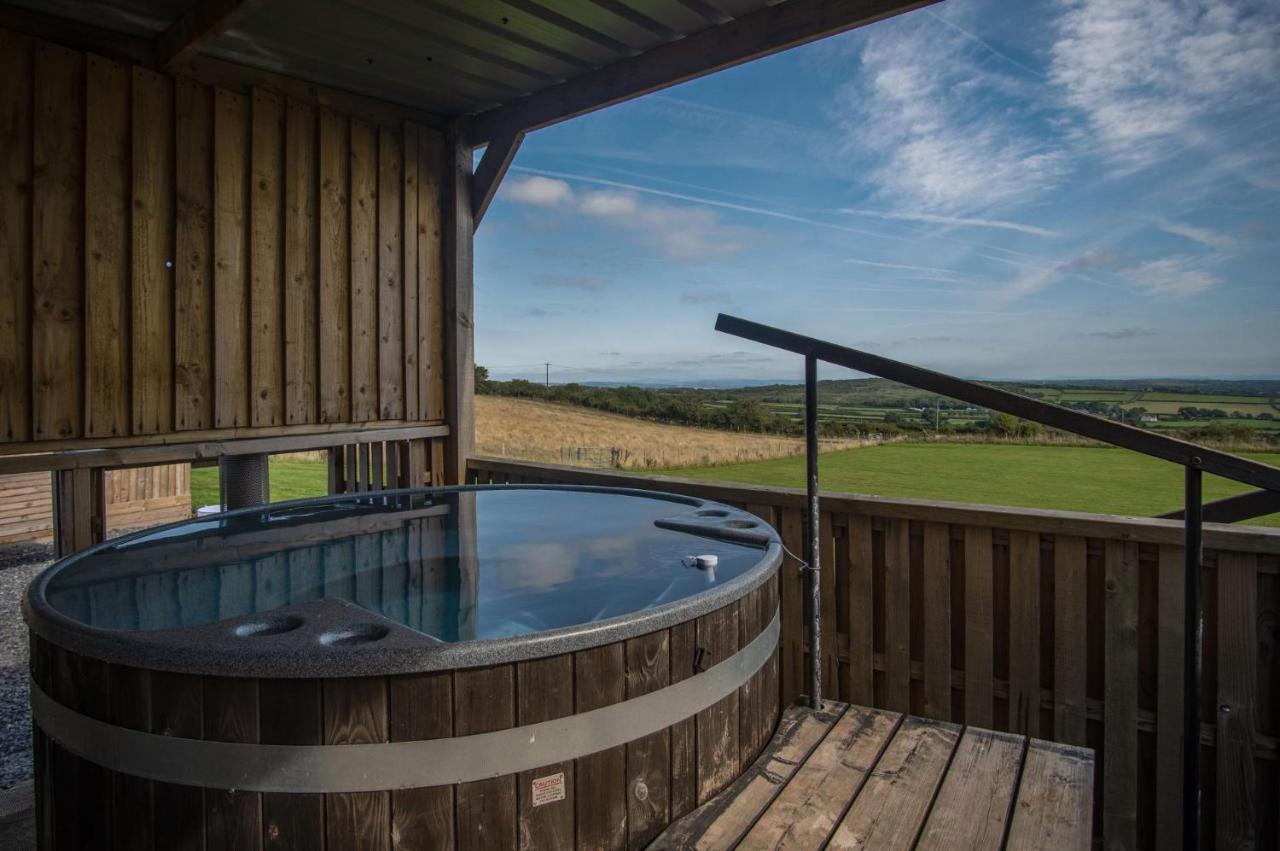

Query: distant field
[666,444,1280,527]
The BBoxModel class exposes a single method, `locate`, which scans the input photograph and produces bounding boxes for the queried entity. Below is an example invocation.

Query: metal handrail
[716,312,1280,849]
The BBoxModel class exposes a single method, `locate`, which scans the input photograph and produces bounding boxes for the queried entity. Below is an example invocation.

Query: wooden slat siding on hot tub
[26,487,782,850]
[27,577,779,850]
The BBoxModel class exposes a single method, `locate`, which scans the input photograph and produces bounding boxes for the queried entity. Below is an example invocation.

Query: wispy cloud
[840,208,1063,237]
[1128,256,1221,297]
[1049,0,1280,172]
[1157,221,1237,250]
[1081,327,1155,340]
[535,275,606,291]
[834,14,1067,211]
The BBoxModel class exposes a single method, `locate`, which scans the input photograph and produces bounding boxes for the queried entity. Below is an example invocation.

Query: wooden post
[442,120,474,485]
[51,468,105,557]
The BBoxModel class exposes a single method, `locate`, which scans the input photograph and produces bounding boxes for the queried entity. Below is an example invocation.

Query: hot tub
[25,485,781,850]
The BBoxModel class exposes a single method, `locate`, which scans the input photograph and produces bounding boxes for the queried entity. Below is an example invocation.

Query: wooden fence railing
[466,456,1280,851]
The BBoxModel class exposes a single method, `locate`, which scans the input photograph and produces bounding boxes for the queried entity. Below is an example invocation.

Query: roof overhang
[2,0,936,143]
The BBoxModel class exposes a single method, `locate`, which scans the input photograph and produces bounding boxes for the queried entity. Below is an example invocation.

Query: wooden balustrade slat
[1054,535,1088,746]
[922,521,951,721]
[1009,530,1041,737]
[1217,551,1258,850]
[1155,544,1185,851]
[884,518,911,714]
[1104,540,1140,851]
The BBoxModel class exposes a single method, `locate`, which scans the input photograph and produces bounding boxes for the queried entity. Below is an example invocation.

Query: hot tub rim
[23,484,783,679]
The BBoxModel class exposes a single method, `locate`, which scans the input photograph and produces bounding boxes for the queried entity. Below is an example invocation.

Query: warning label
[531,772,565,807]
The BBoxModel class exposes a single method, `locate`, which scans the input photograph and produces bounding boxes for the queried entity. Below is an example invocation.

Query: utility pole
[545,362,550,388]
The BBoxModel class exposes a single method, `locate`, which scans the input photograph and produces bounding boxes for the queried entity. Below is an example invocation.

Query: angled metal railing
[715,312,1280,848]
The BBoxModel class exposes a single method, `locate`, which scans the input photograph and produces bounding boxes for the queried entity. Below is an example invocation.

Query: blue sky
[475,0,1280,384]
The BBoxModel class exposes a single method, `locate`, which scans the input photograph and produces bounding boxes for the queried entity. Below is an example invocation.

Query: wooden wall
[0,28,446,452]
[469,456,1280,851]
[0,466,190,544]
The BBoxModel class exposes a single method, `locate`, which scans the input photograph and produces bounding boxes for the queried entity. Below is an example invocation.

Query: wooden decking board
[1004,739,1094,850]
[652,703,1094,851]
[915,728,1026,850]
[737,704,902,850]
[650,702,843,850]
[825,716,962,850]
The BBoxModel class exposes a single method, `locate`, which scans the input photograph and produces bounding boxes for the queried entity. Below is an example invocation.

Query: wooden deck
[651,702,1094,850]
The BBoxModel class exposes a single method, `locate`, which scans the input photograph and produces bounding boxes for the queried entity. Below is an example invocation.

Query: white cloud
[835,14,1068,212]
[840,208,1062,237]
[1157,221,1237,250]
[580,190,638,217]
[1129,256,1221,297]
[1049,0,1280,172]
[505,176,574,206]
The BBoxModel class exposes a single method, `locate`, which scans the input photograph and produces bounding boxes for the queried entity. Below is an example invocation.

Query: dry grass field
[476,396,861,469]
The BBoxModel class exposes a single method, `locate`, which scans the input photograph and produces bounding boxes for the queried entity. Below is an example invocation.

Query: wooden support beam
[1159,488,1280,524]
[442,121,475,485]
[470,0,936,144]
[51,468,105,557]
[154,0,268,68]
[471,131,524,228]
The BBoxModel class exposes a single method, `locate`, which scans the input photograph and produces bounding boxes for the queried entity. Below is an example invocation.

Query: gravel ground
[0,548,46,791]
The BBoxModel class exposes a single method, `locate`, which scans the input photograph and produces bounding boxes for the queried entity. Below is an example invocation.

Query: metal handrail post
[804,353,821,709]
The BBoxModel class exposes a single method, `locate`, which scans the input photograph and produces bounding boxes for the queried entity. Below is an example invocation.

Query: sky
[474,0,1280,385]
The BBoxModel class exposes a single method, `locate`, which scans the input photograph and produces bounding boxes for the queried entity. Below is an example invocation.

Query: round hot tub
[25,485,781,850]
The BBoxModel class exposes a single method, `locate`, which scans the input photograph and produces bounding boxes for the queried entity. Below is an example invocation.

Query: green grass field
[190,459,330,508]
[666,443,1280,527]
[192,444,1280,527]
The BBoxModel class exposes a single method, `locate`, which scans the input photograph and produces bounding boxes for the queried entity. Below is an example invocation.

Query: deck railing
[466,455,1280,850]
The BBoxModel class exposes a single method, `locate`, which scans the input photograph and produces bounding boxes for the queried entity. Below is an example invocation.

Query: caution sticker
[531,772,565,806]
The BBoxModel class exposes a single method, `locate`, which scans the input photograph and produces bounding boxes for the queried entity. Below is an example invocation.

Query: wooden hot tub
[25,485,781,850]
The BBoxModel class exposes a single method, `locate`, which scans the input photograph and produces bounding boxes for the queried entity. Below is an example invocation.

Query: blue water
[43,489,768,640]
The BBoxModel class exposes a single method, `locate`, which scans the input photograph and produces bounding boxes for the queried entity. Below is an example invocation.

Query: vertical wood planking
[250,88,284,427]
[669,618,697,820]
[285,99,317,424]
[696,604,740,804]
[1054,535,1088,746]
[174,78,214,430]
[390,672,454,850]
[819,511,838,694]
[516,656,574,851]
[109,665,154,849]
[778,507,804,704]
[349,118,378,421]
[455,665,516,851]
[1104,540,1139,851]
[402,122,419,421]
[318,107,350,423]
[417,126,445,421]
[964,526,994,727]
[922,521,951,721]
[1216,551,1258,850]
[213,88,250,428]
[324,677,390,851]
[150,670,203,849]
[377,126,404,420]
[1009,530,1040,736]
[203,677,261,849]
[846,513,874,707]
[260,679,324,849]
[1155,544,1185,851]
[130,68,174,435]
[32,42,84,440]
[576,644,627,850]
[84,54,130,438]
[884,518,911,713]
[626,629,671,849]
[0,31,32,442]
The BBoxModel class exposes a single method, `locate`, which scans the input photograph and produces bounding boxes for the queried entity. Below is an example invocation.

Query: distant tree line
[476,367,1278,447]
